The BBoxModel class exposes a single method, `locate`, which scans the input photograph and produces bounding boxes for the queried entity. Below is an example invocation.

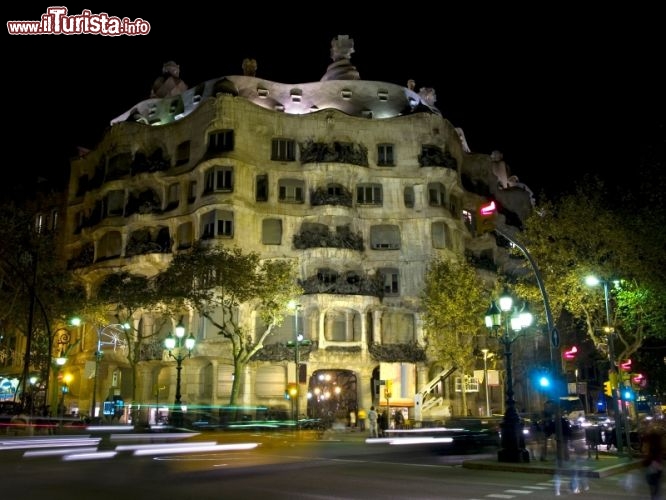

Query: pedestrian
[349,410,356,428]
[393,409,404,430]
[569,439,589,493]
[379,410,389,437]
[643,428,664,500]
[357,408,367,431]
[367,406,378,438]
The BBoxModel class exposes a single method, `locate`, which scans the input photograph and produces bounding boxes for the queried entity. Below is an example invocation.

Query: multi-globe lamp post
[164,320,195,428]
[485,288,533,463]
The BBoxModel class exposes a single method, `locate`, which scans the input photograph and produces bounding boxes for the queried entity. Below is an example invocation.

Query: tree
[421,257,492,415]
[156,243,303,405]
[0,201,84,411]
[92,272,167,416]
[516,179,666,365]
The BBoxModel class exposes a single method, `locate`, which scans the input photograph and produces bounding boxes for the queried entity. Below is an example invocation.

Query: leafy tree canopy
[516,177,666,364]
[155,242,302,404]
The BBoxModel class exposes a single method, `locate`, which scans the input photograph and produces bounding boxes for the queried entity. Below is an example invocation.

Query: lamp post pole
[586,275,625,454]
[485,290,532,463]
[287,301,310,425]
[294,308,300,422]
[164,320,195,428]
[603,280,626,455]
[90,331,103,421]
[482,349,491,417]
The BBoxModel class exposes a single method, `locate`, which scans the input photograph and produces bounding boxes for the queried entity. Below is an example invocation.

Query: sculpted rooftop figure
[321,35,360,81]
[242,58,257,77]
[150,60,188,99]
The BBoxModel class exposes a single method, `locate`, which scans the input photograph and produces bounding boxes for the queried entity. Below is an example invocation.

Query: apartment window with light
[356,183,383,205]
[271,138,296,161]
[50,209,58,231]
[35,213,45,234]
[377,143,395,166]
[278,178,304,203]
[204,166,234,194]
[370,224,400,250]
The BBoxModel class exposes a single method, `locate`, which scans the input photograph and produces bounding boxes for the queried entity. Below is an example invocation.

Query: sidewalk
[462,452,642,478]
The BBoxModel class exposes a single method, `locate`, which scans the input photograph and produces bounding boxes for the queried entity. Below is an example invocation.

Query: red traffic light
[475,200,497,235]
[563,346,578,359]
[479,200,497,216]
[620,359,632,371]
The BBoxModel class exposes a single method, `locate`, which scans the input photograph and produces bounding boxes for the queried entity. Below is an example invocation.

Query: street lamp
[585,275,625,454]
[89,322,129,421]
[59,373,73,417]
[50,332,70,416]
[287,300,311,424]
[164,319,195,427]
[28,376,38,415]
[485,288,533,463]
[481,349,492,417]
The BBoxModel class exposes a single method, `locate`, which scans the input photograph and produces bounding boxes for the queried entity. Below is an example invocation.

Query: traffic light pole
[601,281,625,455]
[495,226,565,467]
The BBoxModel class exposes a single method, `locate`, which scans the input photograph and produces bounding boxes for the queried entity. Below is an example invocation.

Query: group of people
[363,406,405,438]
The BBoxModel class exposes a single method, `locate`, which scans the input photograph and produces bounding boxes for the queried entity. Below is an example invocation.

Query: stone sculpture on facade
[490,150,535,206]
[242,58,257,77]
[321,34,360,81]
[150,60,188,98]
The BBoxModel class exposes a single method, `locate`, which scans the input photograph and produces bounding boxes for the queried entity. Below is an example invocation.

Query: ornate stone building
[58,36,532,424]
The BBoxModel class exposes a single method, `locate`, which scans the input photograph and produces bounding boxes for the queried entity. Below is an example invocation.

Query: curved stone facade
[62,38,498,424]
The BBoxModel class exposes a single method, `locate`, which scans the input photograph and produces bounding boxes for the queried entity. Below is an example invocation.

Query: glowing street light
[485,288,533,463]
[164,319,195,427]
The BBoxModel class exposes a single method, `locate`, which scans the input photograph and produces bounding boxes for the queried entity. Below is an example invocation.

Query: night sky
[4,5,664,201]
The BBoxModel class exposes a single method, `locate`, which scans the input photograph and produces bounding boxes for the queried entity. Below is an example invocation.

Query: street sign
[551,327,560,348]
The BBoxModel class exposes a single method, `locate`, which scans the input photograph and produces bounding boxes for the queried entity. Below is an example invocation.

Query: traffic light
[475,200,497,235]
[622,387,634,400]
[563,346,578,360]
[538,375,551,389]
[603,380,612,396]
[384,379,393,399]
[286,383,298,399]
